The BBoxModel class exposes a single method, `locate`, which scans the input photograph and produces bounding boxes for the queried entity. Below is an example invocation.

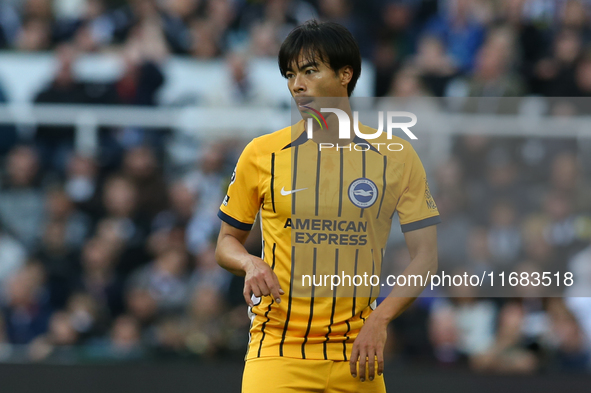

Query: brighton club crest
[348,178,378,208]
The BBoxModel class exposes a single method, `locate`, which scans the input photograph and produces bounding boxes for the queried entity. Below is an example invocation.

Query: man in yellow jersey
[215,20,439,393]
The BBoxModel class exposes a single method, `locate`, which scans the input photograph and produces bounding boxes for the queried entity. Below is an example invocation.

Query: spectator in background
[0,2,19,49]
[0,312,6,345]
[28,310,79,362]
[541,190,583,264]
[0,146,45,248]
[533,28,583,97]
[1,262,52,345]
[431,158,471,268]
[184,284,226,357]
[574,53,591,97]
[468,146,529,224]
[487,199,521,267]
[107,20,167,150]
[549,151,591,214]
[34,220,77,308]
[247,21,280,58]
[75,236,124,319]
[429,293,497,366]
[86,314,145,360]
[387,66,430,97]
[0,80,18,157]
[465,226,493,272]
[113,36,166,107]
[0,221,27,289]
[558,0,591,47]
[122,146,168,220]
[547,298,590,371]
[185,144,226,255]
[34,44,88,172]
[210,51,270,106]
[498,0,550,94]
[565,240,591,357]
[126,246,190,316]
[372,1,418,97]
[99,175,150,275]
[423,0,485,73]
[64,154,102,217]
[472,301,539,373]
[521,214,558,272]
[15,0,53,51]
[66,292,107,341]
[409,34,457,97]
[107,314,144,358]
[467,28,525,97]
[189,17,222,58]
[43,187,92,250]
[151,181,196,235]
[159,0,203,55]
[125,287,158,332]
[190,242,231,295]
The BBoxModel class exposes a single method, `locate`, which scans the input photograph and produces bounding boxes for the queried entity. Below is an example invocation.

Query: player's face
[285,53,352,104]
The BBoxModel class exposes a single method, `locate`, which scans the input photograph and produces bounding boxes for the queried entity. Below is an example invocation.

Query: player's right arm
[214,139,283,307]
[216,222,284,307]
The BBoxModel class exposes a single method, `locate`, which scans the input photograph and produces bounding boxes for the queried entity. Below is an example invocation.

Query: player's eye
[286,73,295,79]
[305,68,316,74]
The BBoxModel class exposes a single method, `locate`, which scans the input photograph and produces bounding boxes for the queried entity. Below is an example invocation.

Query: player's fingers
[243,282,253,307]
[367,350,375,381]
[264,274,282,304]
[358,348,367,382]
[271,271,284,295]
[250,281,263,298]
[255,278,271,297]
[377,349,384,377]
[350,346,359,378]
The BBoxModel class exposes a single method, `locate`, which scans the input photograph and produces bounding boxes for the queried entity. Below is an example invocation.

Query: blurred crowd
[0,0,590,374]
[0,0,590,99]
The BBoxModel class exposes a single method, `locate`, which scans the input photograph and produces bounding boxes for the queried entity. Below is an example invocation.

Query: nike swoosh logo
[280,187,308,196]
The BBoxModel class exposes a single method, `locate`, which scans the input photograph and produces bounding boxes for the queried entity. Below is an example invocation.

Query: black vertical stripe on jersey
[376,156,387,219]
[270,153,276,213]
[362,149,366,177]
[352,248,358,319]
[256,243,276,357]
[279,246,296,356]
[323,249,339,360]
[338,149,344,217]
[343,320,351,361]
[291,146,299,215]
[368,250,375,306]
[301,248,317,359]
[270,242,276,267]
[360,149,366,218]
[390,166,405,219]
[315,149,321,216]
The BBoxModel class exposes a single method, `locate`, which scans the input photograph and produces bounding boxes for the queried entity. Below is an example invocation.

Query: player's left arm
[349,225,438,382]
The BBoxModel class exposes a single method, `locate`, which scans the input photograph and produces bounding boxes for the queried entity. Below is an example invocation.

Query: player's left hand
[349,313,388,382]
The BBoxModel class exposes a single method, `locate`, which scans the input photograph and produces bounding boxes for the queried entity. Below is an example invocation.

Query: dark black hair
[278,20,362,97]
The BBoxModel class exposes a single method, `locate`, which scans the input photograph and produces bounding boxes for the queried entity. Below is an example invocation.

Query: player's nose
[291,73,306,94]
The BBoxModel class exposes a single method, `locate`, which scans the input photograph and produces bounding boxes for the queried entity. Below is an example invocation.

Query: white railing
[1,103,590,157]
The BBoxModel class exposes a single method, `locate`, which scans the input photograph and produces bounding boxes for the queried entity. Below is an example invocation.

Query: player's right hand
[243,255,284,307]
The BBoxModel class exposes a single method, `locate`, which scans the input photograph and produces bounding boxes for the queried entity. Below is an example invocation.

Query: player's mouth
[296,97,315,109]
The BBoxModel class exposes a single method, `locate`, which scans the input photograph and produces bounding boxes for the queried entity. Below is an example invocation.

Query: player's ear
[339,65,353,87]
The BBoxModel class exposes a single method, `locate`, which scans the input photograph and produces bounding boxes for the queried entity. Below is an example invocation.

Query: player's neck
[310,105,355,146]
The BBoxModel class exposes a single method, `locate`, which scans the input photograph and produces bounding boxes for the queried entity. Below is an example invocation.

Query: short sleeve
[396,146,441,233]
[218,140,262,230]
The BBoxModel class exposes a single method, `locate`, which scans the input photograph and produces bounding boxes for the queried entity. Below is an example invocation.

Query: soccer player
[215,20,439,393]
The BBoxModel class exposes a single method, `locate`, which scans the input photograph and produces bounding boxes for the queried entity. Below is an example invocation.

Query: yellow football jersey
[218,120,440,361]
